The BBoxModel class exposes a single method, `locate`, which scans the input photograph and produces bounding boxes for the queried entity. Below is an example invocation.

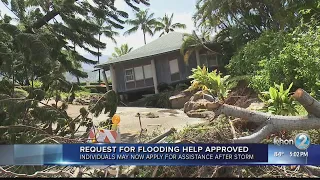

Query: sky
[0,0,198,70]
[96,0,198,57]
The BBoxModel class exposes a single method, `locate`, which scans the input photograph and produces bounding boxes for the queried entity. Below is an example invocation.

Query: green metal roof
[95,32,185,68]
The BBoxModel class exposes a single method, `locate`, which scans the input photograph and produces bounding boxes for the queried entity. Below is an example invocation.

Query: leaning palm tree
[154,13,186,37]
[124,9,158,44]
[110,44,133,59]
[180,30,218,64]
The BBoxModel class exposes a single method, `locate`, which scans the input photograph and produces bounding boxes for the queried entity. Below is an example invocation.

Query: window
[125,68,134,82]
[134,66,144,80]
[169,59,179,74]
[207,54,218,67]
[199,53,218,67]
[200,55,207,67]
[143,64,152,79]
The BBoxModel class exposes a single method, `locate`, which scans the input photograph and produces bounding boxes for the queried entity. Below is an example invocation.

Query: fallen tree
[211,88,320,143]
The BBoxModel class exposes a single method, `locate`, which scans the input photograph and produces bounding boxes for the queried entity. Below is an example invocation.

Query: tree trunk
[31,66,34,89]
[101,70,110,91]
[143,31,146,44]
[27,0,81,32]
[208,89,320,143]
[77,77,80,85]
[98,34,101,83]
[12,67,15,96]
[73,42,81,85]
[27,10,60,33]
[292,88,320,118]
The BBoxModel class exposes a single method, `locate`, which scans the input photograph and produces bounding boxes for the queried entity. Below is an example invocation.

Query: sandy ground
[46,101,206,143]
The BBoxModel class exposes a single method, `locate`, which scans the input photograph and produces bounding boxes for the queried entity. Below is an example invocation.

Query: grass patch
[295,104,308,116]
[60,89,91,100]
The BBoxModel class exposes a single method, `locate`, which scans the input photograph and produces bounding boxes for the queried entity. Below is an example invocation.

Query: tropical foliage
[188,66,238,100]
[0,1,149,176]
[111,44,133,59]
[228,21,320,98]
[92,17,119,82]
[0,0,149,151]
[154,13,186,37]
[124,9,158,44]
[180,30,216,64]
[194,0,320,49]
[259,83,298,116]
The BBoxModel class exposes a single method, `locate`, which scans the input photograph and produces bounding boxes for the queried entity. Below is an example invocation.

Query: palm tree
[154,13,186,37]
[110,44,133,59]
[180,30,218,64]
[124,9,158,44]
[94,18,119,83]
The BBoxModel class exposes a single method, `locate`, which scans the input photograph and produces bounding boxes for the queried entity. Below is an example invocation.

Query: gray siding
[114,58,153,93]
[154,54,170,84]
[155,51,197,84]
[113,50,198,93]
[114,63,125,92]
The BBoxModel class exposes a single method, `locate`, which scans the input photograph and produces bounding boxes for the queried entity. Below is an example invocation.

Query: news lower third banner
[0,144,319,166]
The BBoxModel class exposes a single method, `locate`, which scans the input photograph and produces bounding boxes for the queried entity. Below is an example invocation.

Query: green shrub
[145,91,172,108]
[75,91,91,98]
[175,83,189,91]
[227,31,288,77]
[90,88,98,93]
[13,88,29,98]
[157,83,173,92]
[30,80,43,88]
[227,23,320,97]
[258,83,298,116]
[188,66,237,100]
[0,79,13,95]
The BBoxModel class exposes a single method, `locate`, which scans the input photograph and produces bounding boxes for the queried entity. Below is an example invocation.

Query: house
[95,32,221,100]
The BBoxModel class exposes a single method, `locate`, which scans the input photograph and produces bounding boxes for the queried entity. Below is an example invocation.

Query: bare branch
[227,118,237,139]
[215,104,268,123]
[210,89,320,143]
[0,166,73,178]
[0,125,48,135]
[232,124,274,143]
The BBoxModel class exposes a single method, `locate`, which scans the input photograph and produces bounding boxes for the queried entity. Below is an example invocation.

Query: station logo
[294,133,310,150]
[273,133,310,150]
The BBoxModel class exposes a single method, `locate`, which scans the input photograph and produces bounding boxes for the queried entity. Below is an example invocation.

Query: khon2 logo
[273,133,311,150]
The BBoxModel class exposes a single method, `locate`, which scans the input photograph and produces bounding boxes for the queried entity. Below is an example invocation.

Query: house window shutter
[143,64,152,79]
[134,66,144,80]
[169,59,179,74]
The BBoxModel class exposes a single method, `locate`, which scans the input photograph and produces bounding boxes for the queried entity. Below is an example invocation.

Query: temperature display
[274,152,285,157]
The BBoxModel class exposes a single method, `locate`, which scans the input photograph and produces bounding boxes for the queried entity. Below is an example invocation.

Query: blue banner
[0,144,318,165]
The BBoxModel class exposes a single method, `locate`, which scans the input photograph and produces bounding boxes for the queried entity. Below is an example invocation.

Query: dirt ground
[45,101,206,143]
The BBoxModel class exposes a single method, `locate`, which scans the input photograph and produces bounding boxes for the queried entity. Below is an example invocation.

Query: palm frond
[123,26,139,36]
[159,32,165,37]
[171,23,186,29]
